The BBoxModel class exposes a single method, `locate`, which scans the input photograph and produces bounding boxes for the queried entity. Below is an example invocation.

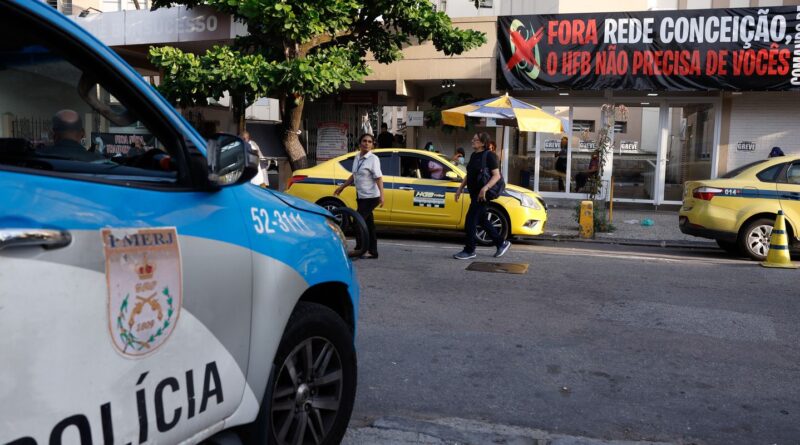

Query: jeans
[464,199,503,253]
[356,197,380,255]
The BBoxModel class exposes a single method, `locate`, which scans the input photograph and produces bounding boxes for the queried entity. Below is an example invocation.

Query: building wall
[726,92,800,172]
[365,17,497,89]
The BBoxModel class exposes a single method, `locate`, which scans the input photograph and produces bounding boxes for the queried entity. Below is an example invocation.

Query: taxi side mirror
[445,171,460,181]
[206,133,258,187]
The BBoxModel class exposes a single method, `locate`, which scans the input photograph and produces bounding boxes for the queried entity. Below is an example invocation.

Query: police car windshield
[720,160,768,179]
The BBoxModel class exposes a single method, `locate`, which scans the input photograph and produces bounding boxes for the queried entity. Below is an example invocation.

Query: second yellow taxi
[286,149,548,244]
[679,155,800,260]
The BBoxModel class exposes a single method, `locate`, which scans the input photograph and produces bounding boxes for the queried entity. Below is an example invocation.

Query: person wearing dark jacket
[376,123,394,148]
[452,132,511,260]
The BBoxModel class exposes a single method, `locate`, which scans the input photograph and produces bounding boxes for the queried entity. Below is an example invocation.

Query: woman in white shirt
[334,133,384,259]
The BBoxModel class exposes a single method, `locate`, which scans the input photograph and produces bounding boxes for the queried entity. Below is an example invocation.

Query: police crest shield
[102,228,182,357]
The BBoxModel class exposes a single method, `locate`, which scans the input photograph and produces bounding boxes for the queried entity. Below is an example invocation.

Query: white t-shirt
[351,151,382,199]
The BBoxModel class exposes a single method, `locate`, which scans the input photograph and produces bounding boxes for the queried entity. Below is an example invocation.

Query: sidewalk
[541,199,716,249]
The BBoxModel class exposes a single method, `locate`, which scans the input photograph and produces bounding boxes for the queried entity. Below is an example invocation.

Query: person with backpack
[452,132,510,260]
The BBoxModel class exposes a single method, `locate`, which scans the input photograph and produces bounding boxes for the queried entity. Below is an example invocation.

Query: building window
[572,120,595,133]
[478,0,493,8]
[614,122,627,134]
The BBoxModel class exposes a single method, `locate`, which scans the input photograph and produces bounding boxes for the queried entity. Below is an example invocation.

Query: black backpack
[479,150,505,200]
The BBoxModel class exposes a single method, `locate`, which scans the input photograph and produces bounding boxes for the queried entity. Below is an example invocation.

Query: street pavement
[343,237,800,445]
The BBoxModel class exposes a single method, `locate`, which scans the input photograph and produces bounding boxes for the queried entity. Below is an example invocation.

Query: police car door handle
[398,186,414,190]
[0,229,72,251]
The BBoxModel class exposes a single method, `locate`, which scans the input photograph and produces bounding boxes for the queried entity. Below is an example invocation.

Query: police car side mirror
[206,133,258,187]
[445,171,460,181]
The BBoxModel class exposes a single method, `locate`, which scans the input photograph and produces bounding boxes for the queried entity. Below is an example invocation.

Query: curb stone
[344,416,677,445]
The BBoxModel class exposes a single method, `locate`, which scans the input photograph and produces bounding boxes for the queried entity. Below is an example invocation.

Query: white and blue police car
[0,2,359,444]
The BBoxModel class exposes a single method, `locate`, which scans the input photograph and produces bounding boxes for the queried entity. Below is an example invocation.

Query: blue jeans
[464,199,503,253]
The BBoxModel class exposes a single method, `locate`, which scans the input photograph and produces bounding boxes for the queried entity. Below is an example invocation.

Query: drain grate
[466,262,529,274]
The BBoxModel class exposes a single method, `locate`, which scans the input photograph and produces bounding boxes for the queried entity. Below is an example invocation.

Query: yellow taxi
[287,149,548,244]
[679,155,800,260]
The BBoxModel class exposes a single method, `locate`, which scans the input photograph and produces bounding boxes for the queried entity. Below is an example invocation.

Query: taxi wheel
[475,206,509,246]
[253,302,356,445]
[317,198,346,224]
[738,218,774,261]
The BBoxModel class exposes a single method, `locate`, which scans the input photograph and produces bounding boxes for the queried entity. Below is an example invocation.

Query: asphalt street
[345,236,800,445]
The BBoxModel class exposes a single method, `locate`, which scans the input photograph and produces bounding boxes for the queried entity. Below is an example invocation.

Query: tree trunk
[232,94,246,135]
[282,94,308,171]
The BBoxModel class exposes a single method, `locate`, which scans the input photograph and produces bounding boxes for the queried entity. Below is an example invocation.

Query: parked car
[0,2,358,443]
[287,149,548,244]
[679,156,800,260]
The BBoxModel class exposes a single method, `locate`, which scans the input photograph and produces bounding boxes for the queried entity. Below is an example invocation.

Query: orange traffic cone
[761,211,797,269]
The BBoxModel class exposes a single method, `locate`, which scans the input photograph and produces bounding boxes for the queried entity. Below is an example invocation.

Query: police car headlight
[325,218,347,246]
[507,190,541,210]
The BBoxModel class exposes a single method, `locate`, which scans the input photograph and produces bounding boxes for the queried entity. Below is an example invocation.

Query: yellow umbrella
[442,94,565,133]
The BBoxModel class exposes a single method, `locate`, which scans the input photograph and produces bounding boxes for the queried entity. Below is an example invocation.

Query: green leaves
[150,0,487,161]
[149,45,273,110]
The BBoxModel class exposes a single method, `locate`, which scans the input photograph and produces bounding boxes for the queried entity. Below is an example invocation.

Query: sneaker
[453,250,476,260]
[494,241,511,258]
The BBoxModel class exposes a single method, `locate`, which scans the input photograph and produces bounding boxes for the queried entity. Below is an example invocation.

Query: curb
[537,234,719,250]
[349,416,678,445]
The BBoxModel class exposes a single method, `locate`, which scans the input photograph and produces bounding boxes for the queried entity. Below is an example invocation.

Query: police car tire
[475,206,509,246]
[252,301,357,445]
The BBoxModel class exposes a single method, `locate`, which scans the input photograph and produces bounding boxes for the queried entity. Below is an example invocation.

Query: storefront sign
[737,140,757,151]
[406,111,425,127]
[316,122,349,161]
[620,140,639,152]
[579,140,597,150]
[544,139,561,151]
[498,7,800,91]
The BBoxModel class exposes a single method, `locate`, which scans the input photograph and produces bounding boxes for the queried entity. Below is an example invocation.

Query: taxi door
[778,160,800,240]
[0,4,250,442]
[390,153,464,227]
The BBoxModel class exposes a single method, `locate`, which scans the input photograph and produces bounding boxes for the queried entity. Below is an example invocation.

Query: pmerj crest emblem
[102,228,182,357]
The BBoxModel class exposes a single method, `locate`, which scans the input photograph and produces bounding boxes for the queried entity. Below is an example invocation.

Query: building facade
[49,0,800,201]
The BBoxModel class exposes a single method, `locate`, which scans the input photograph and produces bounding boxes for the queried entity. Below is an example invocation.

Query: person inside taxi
[453,132,511,260]
[451,147,466,168]
[39,109,104,162]
[334,133,384,259]
[423,142,445,179]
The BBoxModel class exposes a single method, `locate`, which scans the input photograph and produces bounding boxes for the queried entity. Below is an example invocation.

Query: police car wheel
[260,302,357,445]
[739,218,773,261]
[475,206,509,246]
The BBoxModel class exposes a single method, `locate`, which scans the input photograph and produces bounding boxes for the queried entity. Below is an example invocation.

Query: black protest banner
[498,6,800,91]
[90,132,157,155]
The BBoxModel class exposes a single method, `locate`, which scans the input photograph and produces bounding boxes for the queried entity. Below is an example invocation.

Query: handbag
[479,150,505,200]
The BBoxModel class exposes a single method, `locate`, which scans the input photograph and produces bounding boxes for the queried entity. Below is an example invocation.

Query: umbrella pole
[502,126,510,180]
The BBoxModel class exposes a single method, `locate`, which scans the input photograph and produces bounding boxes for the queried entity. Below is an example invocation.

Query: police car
[0,2,358,444]
[679,156,800,260]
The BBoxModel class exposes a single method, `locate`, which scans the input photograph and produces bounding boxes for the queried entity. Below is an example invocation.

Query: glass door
[534,106,571,193]
[662,103,715,203]
[609,103,661,202]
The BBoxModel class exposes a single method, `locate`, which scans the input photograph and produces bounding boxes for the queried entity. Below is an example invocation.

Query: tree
[149,0,486,169]
[149,45,272,133]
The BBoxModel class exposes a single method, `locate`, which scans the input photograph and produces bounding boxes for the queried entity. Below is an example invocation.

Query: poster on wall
[498,7,800,91]
[316,122,349,161]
